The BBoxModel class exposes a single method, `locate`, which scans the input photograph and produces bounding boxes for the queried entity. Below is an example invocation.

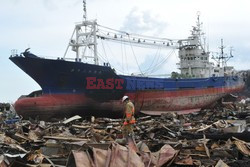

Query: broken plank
[43,136,89,142]
[72,125,91,129]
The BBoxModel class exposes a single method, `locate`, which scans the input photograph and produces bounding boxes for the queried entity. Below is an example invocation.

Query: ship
[10,2,244,120]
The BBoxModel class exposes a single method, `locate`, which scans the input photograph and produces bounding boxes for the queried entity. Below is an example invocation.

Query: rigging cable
[97,29,176,76]
[142,47,162,75]
[98,31,130,74]
[128,35,144,76]
[121,37,124,74]
[124,38,129,74]
[133,47,173,75]
[105,39,130,75]
[149,49,175,74]
[100,38,110,64]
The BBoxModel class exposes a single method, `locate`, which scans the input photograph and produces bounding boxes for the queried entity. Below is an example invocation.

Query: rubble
[1,97,250,166]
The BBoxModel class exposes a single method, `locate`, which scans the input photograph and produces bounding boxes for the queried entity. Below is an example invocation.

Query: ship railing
[176,62,208,68]
[35,55,103,65]
[38,55,83,62]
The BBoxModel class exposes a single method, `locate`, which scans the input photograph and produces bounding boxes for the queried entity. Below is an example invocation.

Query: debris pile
[1,98,250,166]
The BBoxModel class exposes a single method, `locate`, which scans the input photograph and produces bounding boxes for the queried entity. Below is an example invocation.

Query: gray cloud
[120,7,168,35]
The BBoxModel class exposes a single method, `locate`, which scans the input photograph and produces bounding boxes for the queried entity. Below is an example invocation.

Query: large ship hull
[10,53,245,120]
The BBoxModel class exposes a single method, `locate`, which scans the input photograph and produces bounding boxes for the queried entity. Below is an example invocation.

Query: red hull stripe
[16,85,243,108]
[125,85,244,99]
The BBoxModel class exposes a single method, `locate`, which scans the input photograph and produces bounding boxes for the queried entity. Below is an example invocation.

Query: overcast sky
[1,0,250,102]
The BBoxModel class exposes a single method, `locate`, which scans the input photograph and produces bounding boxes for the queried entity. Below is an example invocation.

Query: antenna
[230,46,234,57]
[83,0,87,21]
[196,11,202,34]
[197,11,200,26]
[219,39,225,56]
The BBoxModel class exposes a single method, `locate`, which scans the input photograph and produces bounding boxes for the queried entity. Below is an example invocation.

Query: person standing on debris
[121,96,136,138]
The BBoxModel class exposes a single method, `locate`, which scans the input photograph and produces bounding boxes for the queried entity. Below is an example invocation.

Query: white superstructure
[177,14,234,78]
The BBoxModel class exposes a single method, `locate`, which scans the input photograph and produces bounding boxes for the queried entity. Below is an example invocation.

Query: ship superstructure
[178,14,213,78]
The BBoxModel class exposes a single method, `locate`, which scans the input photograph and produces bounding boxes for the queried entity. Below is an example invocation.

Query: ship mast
[212,39,233,67]
[64,0,99,65]
[219,39,226,67]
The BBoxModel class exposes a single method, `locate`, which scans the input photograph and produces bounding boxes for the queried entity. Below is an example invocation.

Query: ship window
[99,71,102,74]
[201,57,203,60]
[94,70,97,74]
[78,69,80,72]
[187,57,190,60]
[71,69,75,72]
[89,70,92,73]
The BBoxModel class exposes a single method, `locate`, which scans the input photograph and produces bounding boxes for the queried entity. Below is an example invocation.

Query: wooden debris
[43,136,89,142]
[1,95,250,166]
